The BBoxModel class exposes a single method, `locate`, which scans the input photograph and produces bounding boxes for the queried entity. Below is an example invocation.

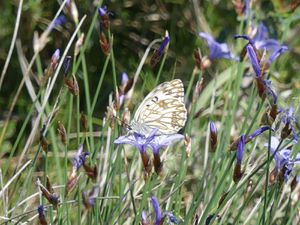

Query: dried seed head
[64,74,79,96]
[99,32,110,55]
[65,169,79,197]
[57,121,67,145]
[83,163,98,182]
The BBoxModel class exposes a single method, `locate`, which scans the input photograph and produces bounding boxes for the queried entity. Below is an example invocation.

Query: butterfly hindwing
[131,79,187,135]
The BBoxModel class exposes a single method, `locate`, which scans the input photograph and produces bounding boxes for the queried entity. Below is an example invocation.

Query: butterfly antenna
[112,115,132,130]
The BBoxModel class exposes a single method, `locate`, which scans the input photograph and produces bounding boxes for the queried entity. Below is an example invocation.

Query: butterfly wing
[132,79,187,135]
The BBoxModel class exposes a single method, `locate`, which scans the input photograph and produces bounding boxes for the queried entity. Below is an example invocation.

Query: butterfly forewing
[131,79,187,135]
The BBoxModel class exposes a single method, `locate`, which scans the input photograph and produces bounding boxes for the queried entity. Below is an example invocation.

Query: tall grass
[0,0,300,224]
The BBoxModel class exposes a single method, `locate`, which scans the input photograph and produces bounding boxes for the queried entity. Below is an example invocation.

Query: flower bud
[98,6,110,30]
[150,36,170,67]
[209,121,217,152]
[36,178,59,209]
[233,163,244,183]
[37,205,48,225]
[63,56,72,76]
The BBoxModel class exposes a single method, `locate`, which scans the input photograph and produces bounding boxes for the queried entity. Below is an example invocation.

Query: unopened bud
[80,112,88,131]
[63,56,72,76]
[209,121,218,152]
[75,33,84,56]
[37,205,48,225]
[99,32,110,55]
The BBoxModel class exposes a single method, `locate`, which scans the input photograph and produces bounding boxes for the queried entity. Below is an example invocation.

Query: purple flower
[98,6,107,17]
[199,32,238,60]
[114,129,158,153]
[141,211,148,225]
[158,36,170,56]
[280,106,298,143]
[73,144,90,171]
[264,136,294,181]
[268,46,288,64]
[237,135,246,165]
[263,80,278,104]
[148,134,184,154]
[252,23,286,52]
[164,212,179,224]
[37,205,45,216]
[236,23,288,53]
[53,15,66,28]
[142,196,178,225]
[244,0,250,17]
[121,72,129,86]
[82,186,99,209]
[151,196,162,225]
[234,35,287,77]
[114,129,183,154]
[248,126,273,140]
[37,205,47,225]
[246,44,261,77]
[210,121,217,134]
[47,15,66,32]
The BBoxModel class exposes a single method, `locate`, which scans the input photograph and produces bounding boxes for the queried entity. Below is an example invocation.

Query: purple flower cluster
[115,128,184,176]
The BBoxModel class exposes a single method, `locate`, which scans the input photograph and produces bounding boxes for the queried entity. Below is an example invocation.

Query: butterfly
[129,79,187,136]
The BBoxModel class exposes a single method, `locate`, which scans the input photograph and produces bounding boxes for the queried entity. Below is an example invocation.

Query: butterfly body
[129,79,187,136]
